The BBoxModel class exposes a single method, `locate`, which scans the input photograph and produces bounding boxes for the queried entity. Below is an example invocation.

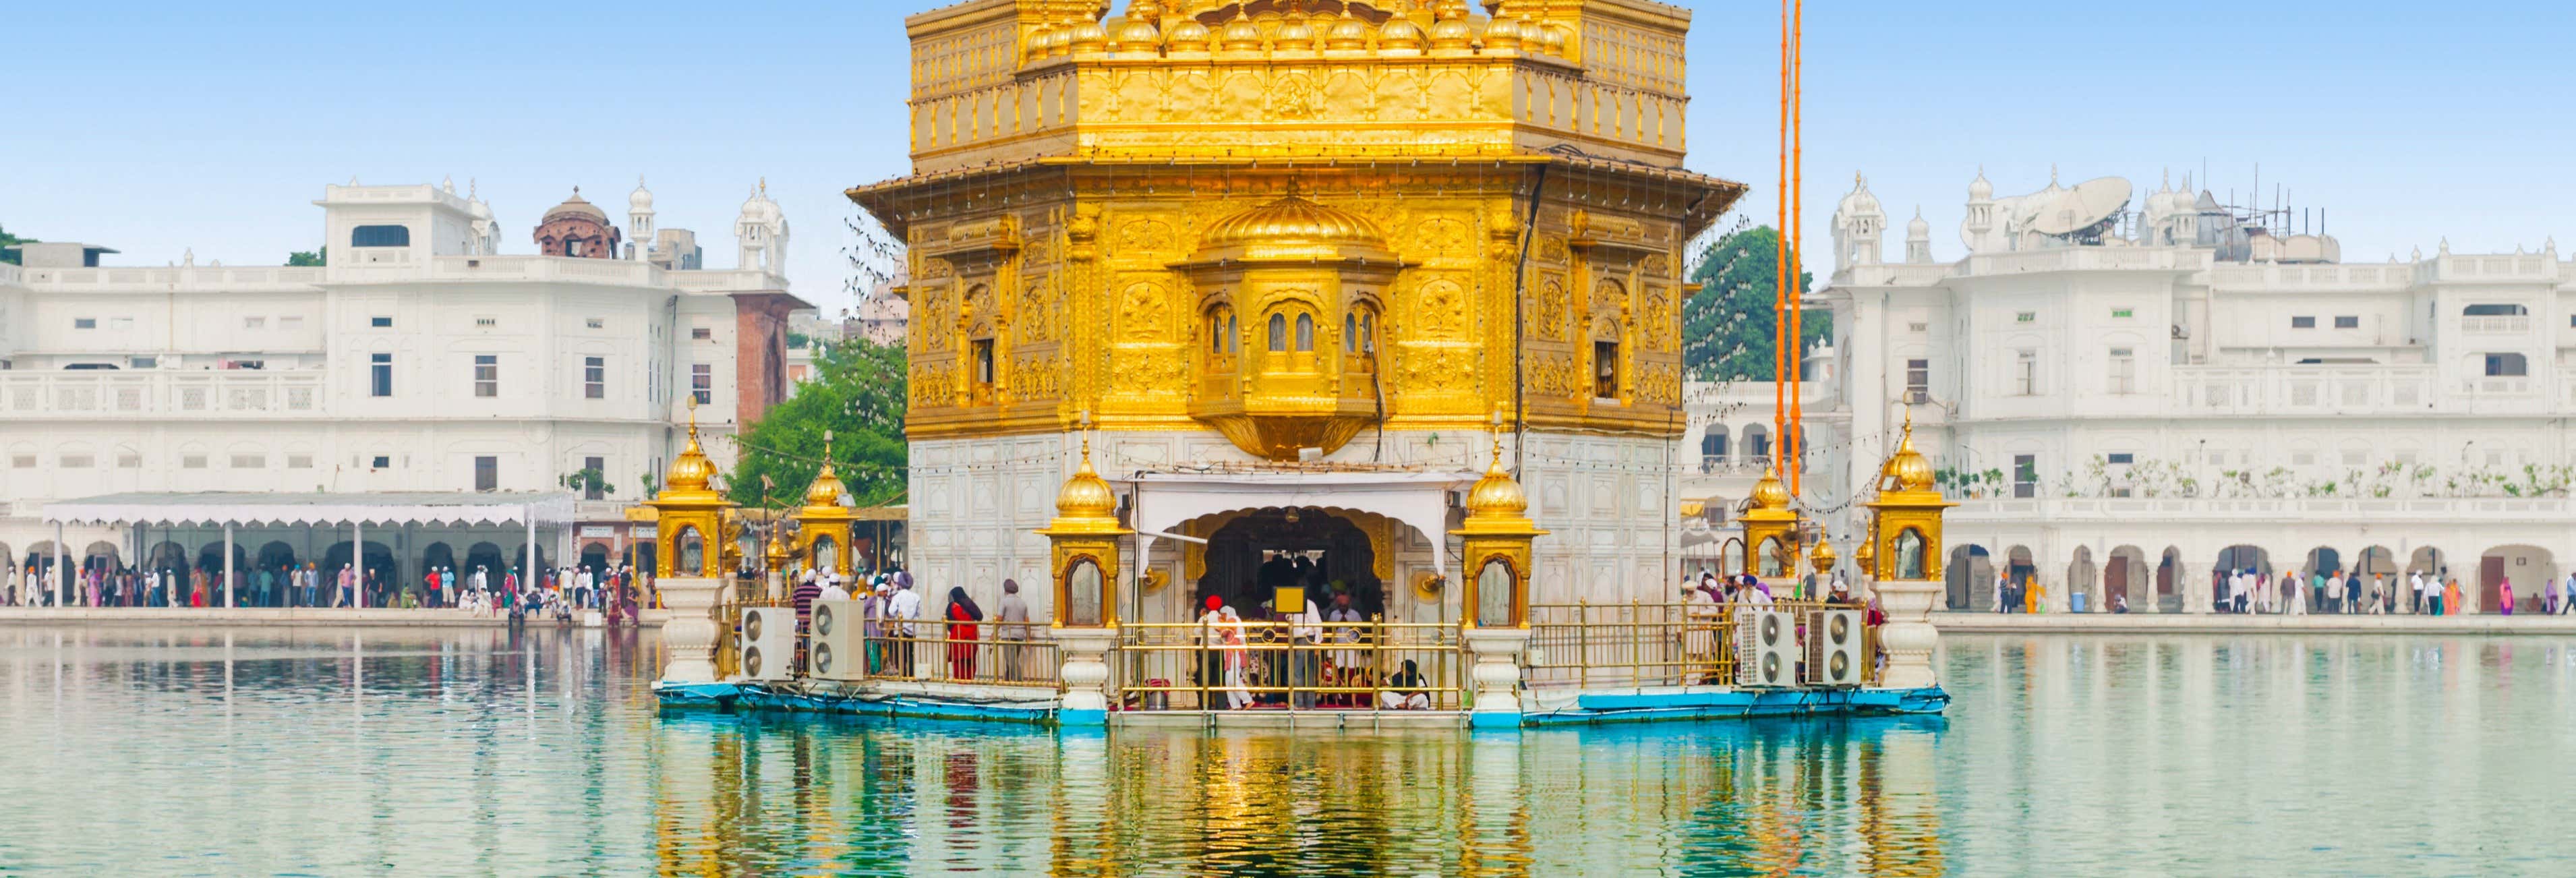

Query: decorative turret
[1809,537,1836,578]
[1036,416,1132,628]
[1863,413,1954,581]
[1833,172,1885,268]
[1738,466,1803,580]
[647,397,738,579]
[1453,420,1547,628]
[792,430,860,578]
[1904,208,1933,263]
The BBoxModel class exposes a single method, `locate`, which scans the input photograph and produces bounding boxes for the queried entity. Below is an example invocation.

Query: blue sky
[5,1,2571,312]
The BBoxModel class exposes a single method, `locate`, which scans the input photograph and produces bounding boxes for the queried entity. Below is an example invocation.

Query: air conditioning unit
[736,606,798,682]
[808,598,865,682]
[1734,608,1798,689]
[1804,609,1867,688]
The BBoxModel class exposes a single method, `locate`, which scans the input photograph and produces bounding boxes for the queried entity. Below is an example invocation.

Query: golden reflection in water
[637,718,1950,875]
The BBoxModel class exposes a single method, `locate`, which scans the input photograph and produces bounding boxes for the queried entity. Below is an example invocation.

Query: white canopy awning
[43,492,581,527]
[1127,469,1475,577]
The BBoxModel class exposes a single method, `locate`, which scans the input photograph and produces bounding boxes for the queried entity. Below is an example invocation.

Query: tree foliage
[0,223,32,266]
[1682,225,1827,382]
[724,337,908,509]
[286,249,325,267]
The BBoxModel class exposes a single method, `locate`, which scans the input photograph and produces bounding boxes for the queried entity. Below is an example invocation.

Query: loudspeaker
[736,606,798,682]
[808,598,865,682]
[1803,609,1866,687]
[1734,608,1798,688]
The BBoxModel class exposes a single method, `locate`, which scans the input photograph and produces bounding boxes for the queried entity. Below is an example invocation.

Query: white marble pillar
[222,523,235,609]
[352,520,365,609]
[1054,627,1119,724]
[1462,628,1531,727]
[1874,579,1942,689]
[656,577,726,683]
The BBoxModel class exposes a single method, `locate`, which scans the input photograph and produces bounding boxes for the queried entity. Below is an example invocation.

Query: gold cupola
[1863,413,1957,581]
[645,398,737,579]
[1738,465,1803,580]
[1036,423,1132,628]
[1177,183,1402,461]
[1453,424,1548,628]
[791,430,861,578]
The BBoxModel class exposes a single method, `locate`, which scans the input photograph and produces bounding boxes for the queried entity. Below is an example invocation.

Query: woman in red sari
[945,587,984,681]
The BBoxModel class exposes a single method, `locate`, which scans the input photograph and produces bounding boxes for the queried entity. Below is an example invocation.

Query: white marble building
[1809,169,2576,615]
[0,179,807,589]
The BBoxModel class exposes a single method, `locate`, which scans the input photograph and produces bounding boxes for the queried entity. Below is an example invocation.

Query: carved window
[1065,558,1104,626]
[1475,557,1516,627]
[1295,314,1315,351]
[1268,313,1288,352]
[1757,537,1785,577]
[971,339,997,402]
[675,526,705,576]
[1593,341,1620,399]
[1208,309,1230,353]
[1895,529,1927,580]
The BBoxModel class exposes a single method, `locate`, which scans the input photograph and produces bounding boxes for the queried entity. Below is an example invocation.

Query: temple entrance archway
[1945,544,1992,610]
[1195,507,1384,621]
[2478,545,2553,614]
[2066,546,2098,612]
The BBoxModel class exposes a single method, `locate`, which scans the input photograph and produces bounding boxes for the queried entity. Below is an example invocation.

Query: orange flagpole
[1788,0,1805,494]
[1773,0,1788,478]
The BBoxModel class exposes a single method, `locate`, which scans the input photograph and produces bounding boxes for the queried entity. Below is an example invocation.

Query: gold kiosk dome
[1453,430,1547,628]
[1863,415,1956,581]
[1036,428,1132,629]
[645,399,737,579]
[791,434,861,579]
[1737,466,1803,579]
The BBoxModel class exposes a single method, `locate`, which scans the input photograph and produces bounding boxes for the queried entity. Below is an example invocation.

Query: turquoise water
[1,626,2571,875]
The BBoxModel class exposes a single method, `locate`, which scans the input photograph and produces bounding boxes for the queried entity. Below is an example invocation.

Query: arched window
[1295,314,1315,351]
[1226,314,1239,353]
[1208,310,1229,353]
[351,225,411,247]
[566,239,583,257]
[1895,528,1928,580]
[1065,558,1104,626]
[1344,312,1358,353]
[1267,313,1288,352]
[1757,537,1785,577]
[1475,557,1516,627]
[2484,352,2529,377]
[674,525,705,576]
[1359,311,1376,353]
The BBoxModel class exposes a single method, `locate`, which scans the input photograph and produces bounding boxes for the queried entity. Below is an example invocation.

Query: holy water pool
[1,625,2568,875]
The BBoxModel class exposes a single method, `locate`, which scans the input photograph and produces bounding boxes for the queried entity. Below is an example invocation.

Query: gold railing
[1527,599,1880,690]
[857,616,1061,689]
[1114,619,1463,711]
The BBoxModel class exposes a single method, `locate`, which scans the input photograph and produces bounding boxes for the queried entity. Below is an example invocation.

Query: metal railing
[858,616,1060,688]
[1113,619,1463,711]
[1527,599,1879,690]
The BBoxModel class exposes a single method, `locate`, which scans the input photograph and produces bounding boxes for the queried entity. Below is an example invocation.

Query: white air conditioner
[808,598,865,682]
[736,606,798,682]
[1803,609,1866,688]
[1734,608,1798,688]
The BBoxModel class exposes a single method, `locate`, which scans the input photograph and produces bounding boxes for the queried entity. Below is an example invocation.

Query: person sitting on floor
[1379,659,1431,710]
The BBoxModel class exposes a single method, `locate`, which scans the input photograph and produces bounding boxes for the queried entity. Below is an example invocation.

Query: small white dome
[740,182,780,223]
[1837,173,1883,216]
[629,177,653,212]
[1968,168,1994,200]
[1906,209,1930,237]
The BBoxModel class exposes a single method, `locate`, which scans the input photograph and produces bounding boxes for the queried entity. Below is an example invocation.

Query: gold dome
[1749,467,1790,509]
[1886,420,1935,492]
[1024,24,1053,61]
[1378,18,1424,50]
[1165,20,1211,50]
[802,463,847,509]
[1853,531,1876,568]
[665,421,718,494]
[1809,538,1837,573]
[1114,19,1161,51]
[1196,188,1388,255]
[1482,18,1524,51]
[1067,20,1109,53]
[1218,18,1264,52]
[1055,446,1119,521]
[1465,444,1529,519]
[1428,18,1473,51]
[1273,18,1316,51]
[1324,13,1372,50]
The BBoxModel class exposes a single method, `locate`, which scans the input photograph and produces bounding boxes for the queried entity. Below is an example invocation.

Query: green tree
[286,248,325,267]
[724,337,908,508]
[1683,225,1827,382]
[0,223,32,266]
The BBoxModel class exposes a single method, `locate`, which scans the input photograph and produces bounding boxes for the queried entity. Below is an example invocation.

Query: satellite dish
[2026,177,2133,236]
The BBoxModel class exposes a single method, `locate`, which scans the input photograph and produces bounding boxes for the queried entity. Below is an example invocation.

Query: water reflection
[3,628,2571,874]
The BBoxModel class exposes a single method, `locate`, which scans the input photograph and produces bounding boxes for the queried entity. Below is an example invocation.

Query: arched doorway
[321,541,397,588]
[581,542,610,576]
[82,540,121,571]
[2066,546,2097,613]
[626,542,657,576]
[1945,544,1992,610]
[2156,546,2182,612]
[2478,545,2554,614]
[2106,545,2147,612]
[420,542,457,582]
[1196,508,1383,620]
[465,542,507,579]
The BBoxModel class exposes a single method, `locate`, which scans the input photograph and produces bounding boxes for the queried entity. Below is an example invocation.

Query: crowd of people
[781,566,1038,683]
[0,554,653,622]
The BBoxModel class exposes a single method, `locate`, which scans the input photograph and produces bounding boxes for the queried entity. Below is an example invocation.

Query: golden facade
[852,0,1743,461]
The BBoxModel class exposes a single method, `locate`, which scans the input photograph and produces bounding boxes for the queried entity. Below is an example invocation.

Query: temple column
[2178,560,2213,614]
[222,523,235,609]
[1463,628,1531,726]
[657,576,724,683]
[1875,578,1942,689]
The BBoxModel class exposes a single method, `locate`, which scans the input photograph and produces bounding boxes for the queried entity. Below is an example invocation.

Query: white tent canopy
[1127,470,1474,577]
[43,492,579,527]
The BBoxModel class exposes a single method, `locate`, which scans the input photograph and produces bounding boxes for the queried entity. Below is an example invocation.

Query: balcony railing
[0,370,326,417]
[1527,599,1877,691]
[1114,619,1463,711]
[2459,315,2531,334]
